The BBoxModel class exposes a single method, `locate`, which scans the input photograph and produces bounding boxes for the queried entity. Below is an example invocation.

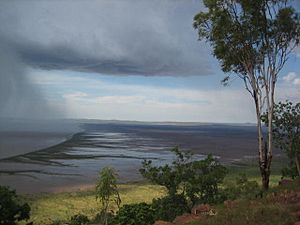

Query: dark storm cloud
[0,40,60,119]
[0,0,211,76]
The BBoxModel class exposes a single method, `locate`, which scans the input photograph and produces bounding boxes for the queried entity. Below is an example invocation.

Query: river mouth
[0,121,268,194]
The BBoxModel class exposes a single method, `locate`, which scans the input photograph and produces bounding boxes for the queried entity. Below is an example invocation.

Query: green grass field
[23,183,166,225]
[20,157,290,225]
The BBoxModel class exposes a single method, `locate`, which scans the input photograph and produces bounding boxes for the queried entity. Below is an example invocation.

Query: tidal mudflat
[0,122,275,193]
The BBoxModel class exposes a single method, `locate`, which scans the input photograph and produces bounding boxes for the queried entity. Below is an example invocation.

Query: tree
[183,154,227,204]
[96,167,121,225]
[140,147,192,198]
[193,0,300,189]
[262,101,300,177]
[0,186,31,225]
[140,147,227,204]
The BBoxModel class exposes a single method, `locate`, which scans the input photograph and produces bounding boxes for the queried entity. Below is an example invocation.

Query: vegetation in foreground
[6,147,296,225]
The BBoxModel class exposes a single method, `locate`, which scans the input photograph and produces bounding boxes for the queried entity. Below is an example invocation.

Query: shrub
[113,202,155,225]
[152,194,189,221]
[184,154,228,204]
[67,214,89,225]
[0,186,31,225]
[140,147,227,204]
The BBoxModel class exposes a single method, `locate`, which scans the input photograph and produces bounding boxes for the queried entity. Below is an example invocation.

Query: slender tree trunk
[103,203,108,225]
[295,155,300,177]
[253,91,272,190]
[260,140,271,190]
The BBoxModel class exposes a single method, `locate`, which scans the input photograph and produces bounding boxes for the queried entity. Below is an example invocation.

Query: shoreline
[0,131,77,160]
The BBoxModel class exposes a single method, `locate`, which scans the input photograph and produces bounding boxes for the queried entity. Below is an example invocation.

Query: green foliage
[151,194,189,222]
[184,154,228,204]
[224,174,262,200]
[96,167,121,225]
[262,101,300,178]
[140,147,192,197]
[140,147,227,204]
[193,0,300,76]
[0,186,31,225]
[67,214,89,225]
[96,167,121,208]
[113,203,155,225]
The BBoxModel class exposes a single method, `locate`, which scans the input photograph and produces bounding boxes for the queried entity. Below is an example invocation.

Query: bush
[140,147,227,205]
[0,186,31,225]
[184,154,228,204]
[152,194,189,221]
[113,202,155,225]
[67,214,89,225]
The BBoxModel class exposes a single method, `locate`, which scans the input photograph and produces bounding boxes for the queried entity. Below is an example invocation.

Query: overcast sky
[0,0,300,123]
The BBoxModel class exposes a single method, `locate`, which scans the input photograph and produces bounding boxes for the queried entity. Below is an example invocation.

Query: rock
[153,220,174,225]
[191,204,211,215]
[173,213,201,225]
[278,179,294,186]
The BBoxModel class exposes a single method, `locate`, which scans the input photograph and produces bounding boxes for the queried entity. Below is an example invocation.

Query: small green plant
[67,214,89,225]
[68,214,90,225]
[152,194,189,221]
[96,167,121,225]
[0,186,31,225]
[113,202,155,225]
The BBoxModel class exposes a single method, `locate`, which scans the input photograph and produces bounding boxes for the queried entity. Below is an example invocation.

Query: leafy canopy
[194,0,300,78]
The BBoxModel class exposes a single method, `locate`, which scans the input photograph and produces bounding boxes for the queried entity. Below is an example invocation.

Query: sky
[0,0,300,123]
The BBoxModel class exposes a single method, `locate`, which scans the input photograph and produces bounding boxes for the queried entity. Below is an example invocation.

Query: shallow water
[0,122,270,193]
